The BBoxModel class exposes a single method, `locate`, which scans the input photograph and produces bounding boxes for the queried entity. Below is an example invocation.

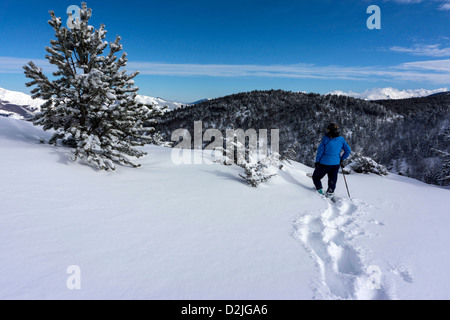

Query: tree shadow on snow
[47,145,101,172]
[47,145,74,165]
[0,119,50,146]
[279,169,314,192]
[205,169,248,186]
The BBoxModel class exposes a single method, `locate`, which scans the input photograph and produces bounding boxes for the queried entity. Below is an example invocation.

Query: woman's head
[326,123,340,138]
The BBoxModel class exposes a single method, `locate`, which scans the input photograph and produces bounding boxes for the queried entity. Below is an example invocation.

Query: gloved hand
[340,159,345,166]
[315,162,320,169]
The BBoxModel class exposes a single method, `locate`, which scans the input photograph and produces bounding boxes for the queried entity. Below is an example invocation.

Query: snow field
[0,117,449,300]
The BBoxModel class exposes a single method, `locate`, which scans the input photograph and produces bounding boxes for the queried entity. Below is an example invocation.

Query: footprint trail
[293,196,393,300]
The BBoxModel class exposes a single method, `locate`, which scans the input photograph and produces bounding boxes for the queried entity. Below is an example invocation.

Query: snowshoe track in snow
[294,196,393,300]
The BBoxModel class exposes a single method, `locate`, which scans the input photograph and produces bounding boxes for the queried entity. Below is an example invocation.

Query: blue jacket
[316,135,351,166]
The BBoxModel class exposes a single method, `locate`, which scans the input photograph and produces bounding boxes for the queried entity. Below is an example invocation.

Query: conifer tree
[433,130,450,184]
[239,146,280,188]
[23,2,161,170]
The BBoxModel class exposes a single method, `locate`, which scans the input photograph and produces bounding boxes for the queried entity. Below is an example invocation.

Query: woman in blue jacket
[313,123,351,196]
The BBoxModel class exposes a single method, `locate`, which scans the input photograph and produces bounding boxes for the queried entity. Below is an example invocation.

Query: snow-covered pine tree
[442,131,450,183]
[239,148,280,187]
[433,130,450,184]
[346,152,388,176]
[280,142,300,166]
[23,3,161,170]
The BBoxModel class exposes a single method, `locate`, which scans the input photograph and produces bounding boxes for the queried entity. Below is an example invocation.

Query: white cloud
[126,59,450,84]
[386,0,450,10]
[439,1,450,10]
[0,56,50,73]
[390,44,450,57]
[328,87,448,100]
[1,56,449,84]
[384,0,424,3]
[400,59,450,72]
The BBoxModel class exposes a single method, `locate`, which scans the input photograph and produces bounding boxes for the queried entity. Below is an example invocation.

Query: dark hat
[327,123,339,131]
[327,123,340,138]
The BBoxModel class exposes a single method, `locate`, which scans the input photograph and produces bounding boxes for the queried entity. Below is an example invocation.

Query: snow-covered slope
[136,95,188,111]
[0,87,187,119]
[0,88,45,119]
[329,87,448,100]
[0,87,45,110]
[0,117,449,300]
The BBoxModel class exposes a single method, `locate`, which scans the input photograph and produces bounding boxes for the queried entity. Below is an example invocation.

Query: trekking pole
[341,164,351,198]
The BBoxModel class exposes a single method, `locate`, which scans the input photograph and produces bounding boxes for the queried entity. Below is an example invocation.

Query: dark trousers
[312,164,340,193]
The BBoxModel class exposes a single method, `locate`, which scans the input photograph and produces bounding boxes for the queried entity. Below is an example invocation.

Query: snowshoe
[326,191,336,202]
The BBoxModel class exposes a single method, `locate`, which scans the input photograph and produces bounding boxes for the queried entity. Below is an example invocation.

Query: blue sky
[1,0,450,102]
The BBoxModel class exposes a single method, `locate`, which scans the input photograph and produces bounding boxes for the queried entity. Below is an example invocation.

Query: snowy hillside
[136,94,189,111]
[0,87,45,109]
[0,87,45,119]
[329,87,448,100]
[155,90,450,186]
[0,117,449,300]
[0,87,187,119]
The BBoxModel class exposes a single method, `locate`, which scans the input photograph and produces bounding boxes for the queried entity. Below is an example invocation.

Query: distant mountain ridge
[0,87,189,119]
[0,88,45,110]
[0,88,43,119]
[427,91,450,97]
[135,95,190,111]
[329,87,448,101]
[155,89,450,186]
[191,98,211,105]
[2,87,448,185]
